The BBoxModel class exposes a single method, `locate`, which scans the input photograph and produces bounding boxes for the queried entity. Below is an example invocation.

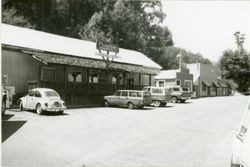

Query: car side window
[137,92,142,97]
[114,91,121,96]
[28,91,34,96]
[129,92,137,97]
[152,88,163,94]
[121,92,128,97]
[173,87,180,91]
[34,91,42,98]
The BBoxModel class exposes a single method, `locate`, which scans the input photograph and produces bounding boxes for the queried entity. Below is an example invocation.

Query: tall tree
[2,7,34,28]
[156,46,212,70]
[2,0,97,38]
[219,32,250,93]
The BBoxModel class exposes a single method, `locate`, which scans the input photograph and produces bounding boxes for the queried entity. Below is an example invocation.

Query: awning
[212,81,220,88]
[218,82,227,88]
[31,52,160,75]
[202,80,211,86]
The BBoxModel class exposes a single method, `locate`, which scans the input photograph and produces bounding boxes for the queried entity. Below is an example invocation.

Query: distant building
[1,24,161,107]
[155,68,193,91]
[187,63,230,97]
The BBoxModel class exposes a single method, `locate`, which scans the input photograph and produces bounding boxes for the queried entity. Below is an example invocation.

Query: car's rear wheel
[104,100,109,107]
[127,102,134,110]
[19,100,23,111]
[152,100,161,107]
[36,104,44,115]
[171,97,178,103]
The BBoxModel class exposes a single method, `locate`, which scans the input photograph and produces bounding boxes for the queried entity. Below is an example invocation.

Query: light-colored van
[231,97,250,167]
[143,86,171,107]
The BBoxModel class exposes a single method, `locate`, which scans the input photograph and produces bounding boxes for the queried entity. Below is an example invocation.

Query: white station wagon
[19,88,66,115]
[104,90,152,109]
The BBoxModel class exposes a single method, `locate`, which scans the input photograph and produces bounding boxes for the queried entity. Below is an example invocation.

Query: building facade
[155,68,193,91]
[1,24,161,107]
[187,63,230,97]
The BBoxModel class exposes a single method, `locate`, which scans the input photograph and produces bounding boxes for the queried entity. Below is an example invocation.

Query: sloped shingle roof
[1,24,161,70]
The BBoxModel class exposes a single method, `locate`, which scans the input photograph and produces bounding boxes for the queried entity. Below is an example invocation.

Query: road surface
[2,96,249,167]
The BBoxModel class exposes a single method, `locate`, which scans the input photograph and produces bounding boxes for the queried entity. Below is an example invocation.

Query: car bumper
[44,107,66,112]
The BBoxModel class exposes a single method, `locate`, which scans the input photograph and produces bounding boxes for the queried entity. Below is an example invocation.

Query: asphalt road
[1,96,249,167]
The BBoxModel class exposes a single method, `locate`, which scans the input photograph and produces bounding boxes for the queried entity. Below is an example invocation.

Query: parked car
[166,86,192,103]
[231,97,250,167]
[19,88,66,115]
[142,86,171,107]
[104,90,152,109]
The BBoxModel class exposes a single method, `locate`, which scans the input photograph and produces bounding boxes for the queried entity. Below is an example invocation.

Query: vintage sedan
[104,90,152,109]
[19,88,66,115]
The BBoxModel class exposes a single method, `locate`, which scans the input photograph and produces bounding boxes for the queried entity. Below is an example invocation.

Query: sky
[162,1,250,62]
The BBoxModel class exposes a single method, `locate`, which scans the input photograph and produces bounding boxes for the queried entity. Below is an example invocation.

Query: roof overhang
[31,52,160,75]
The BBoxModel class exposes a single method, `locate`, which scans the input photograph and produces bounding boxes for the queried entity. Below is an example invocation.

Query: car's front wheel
[171,96,178,103]
[127,102,134,110]
[152,100,161,107]
[36,104,44,115]
[104,100,109,107]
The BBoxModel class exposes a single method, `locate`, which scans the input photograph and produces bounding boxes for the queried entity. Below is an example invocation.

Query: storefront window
[42,67,56,81]
[89,70,99,83]
[112,76,117,85]
[68,70,82,82]
[141,74,150,86]
[119,73,124,85]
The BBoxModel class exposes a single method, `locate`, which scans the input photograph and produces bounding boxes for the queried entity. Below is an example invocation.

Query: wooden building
[1,24,161,107]
[155,68,193,91]
[187,63,230,97]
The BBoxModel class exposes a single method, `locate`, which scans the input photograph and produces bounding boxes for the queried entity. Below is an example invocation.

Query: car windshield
[143,91,151,96]
[45,91,59,97]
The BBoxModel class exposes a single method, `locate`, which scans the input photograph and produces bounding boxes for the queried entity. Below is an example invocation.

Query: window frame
[68,69,83,83]
[41,67,56,81]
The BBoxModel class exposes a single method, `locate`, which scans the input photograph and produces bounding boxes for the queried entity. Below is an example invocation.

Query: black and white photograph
[1,0,250,167]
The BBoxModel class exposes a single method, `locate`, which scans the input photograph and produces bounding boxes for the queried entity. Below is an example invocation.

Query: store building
[187,63,229,97]
[1,24,161,107]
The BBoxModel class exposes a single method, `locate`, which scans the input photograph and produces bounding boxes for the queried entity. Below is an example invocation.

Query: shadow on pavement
[2,114,15,121]
[43,112,69,116]
[2,120,27,142]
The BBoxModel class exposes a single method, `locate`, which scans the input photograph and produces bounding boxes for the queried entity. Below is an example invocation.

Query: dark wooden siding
[2,49,39,93]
